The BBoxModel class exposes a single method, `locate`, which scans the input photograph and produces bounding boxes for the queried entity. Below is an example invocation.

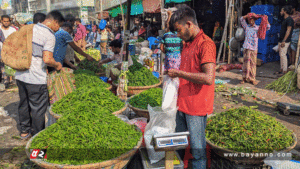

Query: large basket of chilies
[113,57,161,96]
[206,106,297,164]
[26,104,143,169]
[49,85,127,120]
[127,88,162,120]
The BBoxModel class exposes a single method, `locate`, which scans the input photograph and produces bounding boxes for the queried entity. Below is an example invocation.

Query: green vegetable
[129,88,162,109]
[78,59,105,73]
[125,57,159,86]
[74,69,110,89]
[52,86,124,116]
[137,37,144,42]
[4,65,16,76]
[206,106,294,153]
[76,48,101,61]
[30,103,142,165]
[266,71,298,93]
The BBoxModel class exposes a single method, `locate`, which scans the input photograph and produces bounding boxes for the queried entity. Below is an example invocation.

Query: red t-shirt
[177,30,216,116]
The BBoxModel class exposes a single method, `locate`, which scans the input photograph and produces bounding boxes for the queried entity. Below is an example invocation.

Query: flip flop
[274,72,282,75]
[20,131,31,140]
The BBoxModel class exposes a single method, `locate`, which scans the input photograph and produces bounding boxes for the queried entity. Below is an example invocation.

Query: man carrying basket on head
[240,13,270,85]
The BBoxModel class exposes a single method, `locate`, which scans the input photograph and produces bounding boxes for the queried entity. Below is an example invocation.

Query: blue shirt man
[53,28,73,64]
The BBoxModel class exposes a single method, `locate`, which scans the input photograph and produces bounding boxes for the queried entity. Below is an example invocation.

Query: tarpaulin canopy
[143,0,161,13]
[109,0,143,17]
[165,0,191,3]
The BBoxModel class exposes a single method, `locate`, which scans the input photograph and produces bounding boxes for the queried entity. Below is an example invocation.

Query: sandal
[274,71,282,75]
[20,131,32,140]
[251,80,258,86]
[240,80,245,84]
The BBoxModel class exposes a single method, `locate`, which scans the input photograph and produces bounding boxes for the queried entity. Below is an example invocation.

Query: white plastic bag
[273,45,279,52]
[144,105,177,164]
[162,75,179,111]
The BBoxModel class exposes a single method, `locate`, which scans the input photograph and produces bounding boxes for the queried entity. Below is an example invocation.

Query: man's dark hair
[65,14,75,23]
[75,18,81,23]
[46,10,65,23]
[169,4,198,32]
[282,5,293,15]
[61,22,73,32]
[1,15,10,20]
[33,13,46,24]
[107,25,112,30]
[109,39,122,48]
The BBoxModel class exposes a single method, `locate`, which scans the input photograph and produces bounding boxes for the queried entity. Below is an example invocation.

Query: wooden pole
[217,0,233,64]
[125,0,132,61]
[223,0,228,63]
[294,32,300,69]
[228,0,234,64]
[119,0,126,33]
[160,0,165,78]
[100,0,103,20]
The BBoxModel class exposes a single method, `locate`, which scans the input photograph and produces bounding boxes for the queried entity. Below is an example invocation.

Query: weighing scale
[152,132,190,169]
[276,102,300,116]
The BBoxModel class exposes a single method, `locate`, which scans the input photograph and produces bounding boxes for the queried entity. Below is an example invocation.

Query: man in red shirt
[168,4,216,169]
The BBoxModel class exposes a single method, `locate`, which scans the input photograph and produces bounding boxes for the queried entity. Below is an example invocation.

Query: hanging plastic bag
[144,105,177,164]
[273,45,279,52]
[162,75,179,111]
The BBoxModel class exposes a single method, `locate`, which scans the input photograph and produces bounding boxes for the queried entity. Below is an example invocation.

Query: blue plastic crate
[265,51,280,62]
[251,5,274,14]
[257,53,267,63]
[254,16,274,25]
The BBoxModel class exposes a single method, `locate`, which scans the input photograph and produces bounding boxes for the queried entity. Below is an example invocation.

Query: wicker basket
[49,104,128,120]
[128,104,150,120]
[113,80,162,96]
[207,129,297,164]
[25,129,143,169]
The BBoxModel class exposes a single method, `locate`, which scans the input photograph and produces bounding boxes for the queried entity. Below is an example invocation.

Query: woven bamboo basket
[25,129,143,169]
[206,113,297,166]
[128,104,150,120]
[49,104,128,120]
[206,132,297,164]
[113,79,162,96]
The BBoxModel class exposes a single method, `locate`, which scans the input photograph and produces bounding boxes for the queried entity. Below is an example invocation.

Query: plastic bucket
[100,76,108,82]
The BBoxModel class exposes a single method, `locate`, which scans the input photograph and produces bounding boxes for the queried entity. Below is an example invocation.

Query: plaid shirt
[291,11,300,29]
[241,17,270,51]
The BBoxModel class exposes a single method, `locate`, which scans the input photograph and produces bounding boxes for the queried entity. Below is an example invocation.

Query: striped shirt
[15,23,56,84]
[161,32,182,70]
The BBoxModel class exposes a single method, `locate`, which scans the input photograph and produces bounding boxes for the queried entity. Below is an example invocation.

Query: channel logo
[30,149,47,159]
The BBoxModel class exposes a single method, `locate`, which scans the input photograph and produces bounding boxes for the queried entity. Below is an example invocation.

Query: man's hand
[168,69,182,78]
[281,42,285,48]
[98,61,103,68]
[86,55,95,61]
[55,62,62,71]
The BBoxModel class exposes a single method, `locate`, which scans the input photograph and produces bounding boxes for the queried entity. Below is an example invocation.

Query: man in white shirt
[1,15,16,38]
[1,15,16,86]
[15,10,63,139]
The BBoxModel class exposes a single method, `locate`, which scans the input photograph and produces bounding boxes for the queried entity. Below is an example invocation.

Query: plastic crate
[251,5,274,14]
[257,53,267,63]
[255,16,274,25]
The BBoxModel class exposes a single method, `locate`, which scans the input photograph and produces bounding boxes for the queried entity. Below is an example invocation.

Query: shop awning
[131,0,144,15]
[165,0,191,3]
[109,0,143,17]
[143,0,161,13]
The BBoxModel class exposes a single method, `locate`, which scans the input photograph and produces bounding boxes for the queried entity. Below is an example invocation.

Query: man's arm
[98,57,113,67]
[69,42,95,61]
[283,26,292,42]
[74,53,81,63]
[64,58,78,70]
[168,63,215,85]
[43,51,62,70]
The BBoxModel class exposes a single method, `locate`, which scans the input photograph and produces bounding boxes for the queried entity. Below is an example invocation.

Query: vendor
[240,13,270,85]
[212,21,223,52]
[138,23,147,39]
[98,40,123,81]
